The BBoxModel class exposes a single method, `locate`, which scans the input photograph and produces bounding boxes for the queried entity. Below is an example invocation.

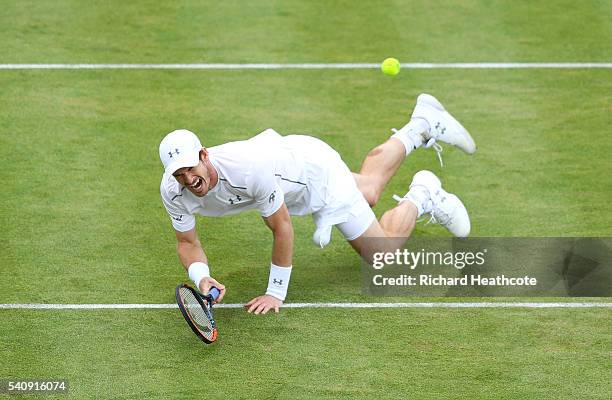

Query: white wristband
[266,263,292,301]
[188,262,210,290]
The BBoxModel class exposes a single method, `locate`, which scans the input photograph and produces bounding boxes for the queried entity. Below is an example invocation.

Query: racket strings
[179,287,214,336]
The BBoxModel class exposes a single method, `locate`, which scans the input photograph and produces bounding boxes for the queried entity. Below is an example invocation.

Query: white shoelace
[391,128,444,167]
[427,205,452,227]
[392,193,451,227]
[392,194,405,203]
[423,138,444,167]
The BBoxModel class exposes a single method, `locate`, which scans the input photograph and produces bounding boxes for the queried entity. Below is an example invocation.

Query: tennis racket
[175,283,221,344]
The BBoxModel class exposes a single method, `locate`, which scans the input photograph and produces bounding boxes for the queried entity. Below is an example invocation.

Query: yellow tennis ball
[381,58,400,76]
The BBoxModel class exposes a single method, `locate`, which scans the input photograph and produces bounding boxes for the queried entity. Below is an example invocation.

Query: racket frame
[175,283,219,344]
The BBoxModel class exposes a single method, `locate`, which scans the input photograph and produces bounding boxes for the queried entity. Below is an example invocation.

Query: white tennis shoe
[412,93,476,155]
[394,170,471,237]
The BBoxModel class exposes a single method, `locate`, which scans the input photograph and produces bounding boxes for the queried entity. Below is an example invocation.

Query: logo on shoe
[434,122,446,135]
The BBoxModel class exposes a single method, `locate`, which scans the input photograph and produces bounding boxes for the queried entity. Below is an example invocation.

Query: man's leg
[346,201,418,260]
[353,120,428,207]
[342,170,471,261]
[353,93,476,207]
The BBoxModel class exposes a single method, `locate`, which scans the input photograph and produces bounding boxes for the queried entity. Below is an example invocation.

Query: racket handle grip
[209,287,221,301]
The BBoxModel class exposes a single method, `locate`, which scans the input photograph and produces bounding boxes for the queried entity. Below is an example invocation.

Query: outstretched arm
[265,203,294,267]
[176,227,226,302]
[245,203,294,314]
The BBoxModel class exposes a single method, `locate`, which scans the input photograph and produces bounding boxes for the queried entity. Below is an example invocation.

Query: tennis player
[159,94,476,314]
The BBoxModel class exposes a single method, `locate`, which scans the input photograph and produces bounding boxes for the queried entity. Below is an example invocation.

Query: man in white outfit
[159,94,476,314]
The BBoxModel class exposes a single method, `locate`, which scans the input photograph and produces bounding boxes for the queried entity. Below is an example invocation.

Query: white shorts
[280,134,376,246]
[312,169,375,242]
[303,139,376,244]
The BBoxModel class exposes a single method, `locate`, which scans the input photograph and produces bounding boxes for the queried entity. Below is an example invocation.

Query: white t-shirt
[160,129,337,232]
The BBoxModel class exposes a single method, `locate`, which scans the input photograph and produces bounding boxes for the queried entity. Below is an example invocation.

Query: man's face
[172,150,211,197]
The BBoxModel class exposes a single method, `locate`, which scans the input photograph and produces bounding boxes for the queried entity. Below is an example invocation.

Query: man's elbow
[273,221,294,239]
[176,238,201,253]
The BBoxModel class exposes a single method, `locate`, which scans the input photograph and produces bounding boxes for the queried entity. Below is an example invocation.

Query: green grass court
[1,1,611,398]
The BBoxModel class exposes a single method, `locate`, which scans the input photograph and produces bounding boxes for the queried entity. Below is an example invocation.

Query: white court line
[1,302,611,309]
[0,63,611,70]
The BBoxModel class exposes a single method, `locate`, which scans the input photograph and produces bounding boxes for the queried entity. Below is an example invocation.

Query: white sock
[391,118,430,156]
[402,185,432,217]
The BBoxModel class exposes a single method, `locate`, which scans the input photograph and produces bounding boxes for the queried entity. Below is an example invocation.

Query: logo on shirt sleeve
[268,191,276,204]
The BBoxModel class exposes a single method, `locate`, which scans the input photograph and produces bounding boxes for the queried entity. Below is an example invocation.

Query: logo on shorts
[172,215,183,221]
[168,148,180,158]
[268,191,276,204]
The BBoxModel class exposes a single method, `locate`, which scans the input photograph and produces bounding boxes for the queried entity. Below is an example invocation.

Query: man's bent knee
[361,187,380,207]
[353,175,381,207]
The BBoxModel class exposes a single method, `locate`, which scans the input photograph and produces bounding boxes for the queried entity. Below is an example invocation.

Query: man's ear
[199,148,208,162]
